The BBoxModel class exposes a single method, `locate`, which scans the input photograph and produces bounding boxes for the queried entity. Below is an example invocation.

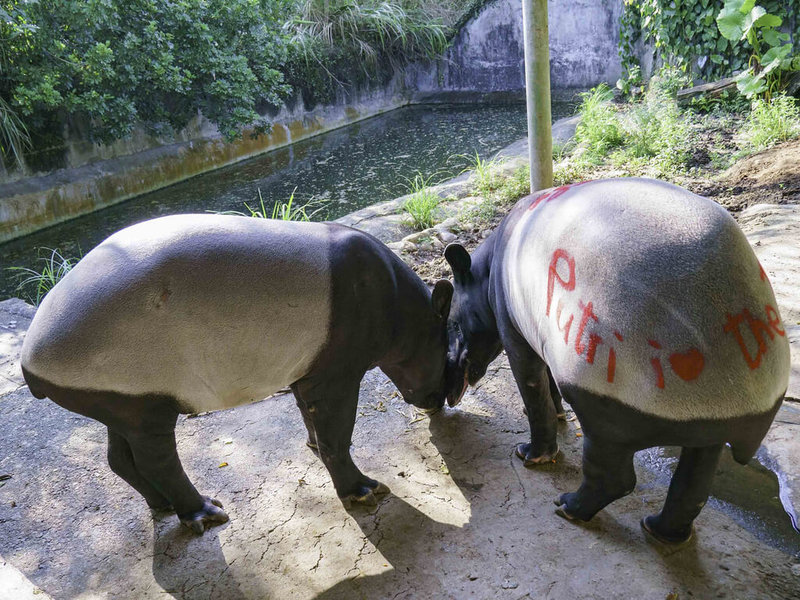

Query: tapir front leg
[292,375,389,508]
[502,329,560,465]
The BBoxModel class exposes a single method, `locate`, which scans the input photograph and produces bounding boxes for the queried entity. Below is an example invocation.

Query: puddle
[637,446,800,556]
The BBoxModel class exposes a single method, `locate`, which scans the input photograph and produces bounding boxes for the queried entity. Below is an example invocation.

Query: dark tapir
[443,177,790,544]
[21,215,454,533]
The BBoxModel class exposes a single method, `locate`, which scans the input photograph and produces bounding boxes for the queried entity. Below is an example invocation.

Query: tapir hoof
[640,516,693,546]
[515,443,559,467]
[340,481,390,509]
[179,496,230,534]
[552,495,590,523]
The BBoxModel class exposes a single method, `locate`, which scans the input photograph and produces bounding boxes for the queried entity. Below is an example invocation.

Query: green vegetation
[741,94,800,150]
[403,173,441,230]
[619,0,798,88]
[716,0,800,99]
[0,0,466,173]
[574,85,624,160]
[9,248,77,306]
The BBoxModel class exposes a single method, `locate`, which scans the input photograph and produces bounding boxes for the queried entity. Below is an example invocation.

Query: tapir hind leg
[119,404,228,534]
[554,435,637,522]
[642,444,723,544]
[292,375,389,508]
[107,429,171,511]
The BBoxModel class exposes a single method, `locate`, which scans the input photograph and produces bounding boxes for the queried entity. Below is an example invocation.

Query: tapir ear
[431,279,453,320]
[444,243,472,285]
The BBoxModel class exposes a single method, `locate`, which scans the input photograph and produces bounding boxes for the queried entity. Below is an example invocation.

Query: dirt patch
[691,139,800,214]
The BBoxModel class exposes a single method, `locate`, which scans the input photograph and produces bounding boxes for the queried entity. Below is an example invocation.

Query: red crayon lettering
[586,334,603,364]
[555,300,574,344]
[647,339,661,349]
[723,308,773,370]
[607,347,617,383]
[651,357,665,389]
[759,262,767,281]
[575,300,598,356]
[765,304,785,337]
[668,348,705,382]
[614,330,624,342]
[546,249,575,316]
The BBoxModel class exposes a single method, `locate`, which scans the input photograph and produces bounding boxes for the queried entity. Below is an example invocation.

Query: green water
[0,102,574,301]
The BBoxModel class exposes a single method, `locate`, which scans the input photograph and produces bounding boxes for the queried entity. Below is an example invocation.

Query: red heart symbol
[668,348,705,382]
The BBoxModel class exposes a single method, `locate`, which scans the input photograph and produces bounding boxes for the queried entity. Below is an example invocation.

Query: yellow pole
[522,0,553,192]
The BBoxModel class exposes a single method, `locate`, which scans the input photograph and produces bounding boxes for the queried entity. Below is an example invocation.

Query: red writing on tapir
[723,305,785,369]
[546,248,709,389]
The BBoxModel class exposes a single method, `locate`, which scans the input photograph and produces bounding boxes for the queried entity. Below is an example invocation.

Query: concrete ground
[2,141,800,597]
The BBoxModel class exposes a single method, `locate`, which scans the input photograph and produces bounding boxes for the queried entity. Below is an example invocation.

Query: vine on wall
[619,0,798,87]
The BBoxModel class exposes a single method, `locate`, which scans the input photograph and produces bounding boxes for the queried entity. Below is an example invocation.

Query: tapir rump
[442,177,790,544]
[22,215,453,533]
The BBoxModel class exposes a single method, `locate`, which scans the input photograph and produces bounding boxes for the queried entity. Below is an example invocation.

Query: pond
[0,102,575,301]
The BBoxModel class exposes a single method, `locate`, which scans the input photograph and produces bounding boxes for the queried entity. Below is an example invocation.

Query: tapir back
[22,215,332,412]
[501,178,790,423]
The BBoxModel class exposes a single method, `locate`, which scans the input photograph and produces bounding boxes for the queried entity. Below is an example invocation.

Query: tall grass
[403,172,440,230]
[0,96,30,172]
[287,1,449,75]
[9,248,78,306]
[574,85,624,160]
[741,95,800,151]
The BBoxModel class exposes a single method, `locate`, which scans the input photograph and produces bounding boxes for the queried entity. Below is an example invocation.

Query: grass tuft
[741,95,800,151]
[9,248,78,306]
[403,173,441,230]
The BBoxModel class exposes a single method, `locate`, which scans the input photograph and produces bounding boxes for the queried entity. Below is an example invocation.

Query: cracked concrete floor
[2,323,800,598]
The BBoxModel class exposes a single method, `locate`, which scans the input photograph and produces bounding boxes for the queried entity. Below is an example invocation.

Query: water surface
[1,102,574,300]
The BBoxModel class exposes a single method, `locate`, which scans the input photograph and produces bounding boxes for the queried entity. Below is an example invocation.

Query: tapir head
[382,279,454,411]
[443,243,503,407]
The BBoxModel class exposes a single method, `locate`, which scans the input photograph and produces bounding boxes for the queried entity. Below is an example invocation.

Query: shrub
[741,94,800,150]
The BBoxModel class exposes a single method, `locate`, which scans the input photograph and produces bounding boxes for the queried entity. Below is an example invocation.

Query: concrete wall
[408,0,624,101]
[0,0,625,243]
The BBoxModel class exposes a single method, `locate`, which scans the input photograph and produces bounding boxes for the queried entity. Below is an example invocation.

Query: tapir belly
[502,179,791,422]
[21,215,333,413]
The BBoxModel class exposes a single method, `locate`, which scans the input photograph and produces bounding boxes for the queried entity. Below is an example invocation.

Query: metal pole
[522,0,553,193]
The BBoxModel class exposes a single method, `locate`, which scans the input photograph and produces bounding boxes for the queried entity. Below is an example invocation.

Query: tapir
[21,214,454,533]
[442,177,790,544]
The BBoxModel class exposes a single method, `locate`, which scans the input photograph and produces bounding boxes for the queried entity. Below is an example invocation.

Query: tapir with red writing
[21,215,453,533]
[443,177,790,544]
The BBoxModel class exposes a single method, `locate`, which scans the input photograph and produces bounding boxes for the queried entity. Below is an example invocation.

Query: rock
[437,230,457,244]
[434,217,459,233]
[386,240,416,253]
[402,229,435,244]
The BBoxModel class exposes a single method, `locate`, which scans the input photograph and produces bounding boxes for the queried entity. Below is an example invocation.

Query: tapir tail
[729,392,786,465]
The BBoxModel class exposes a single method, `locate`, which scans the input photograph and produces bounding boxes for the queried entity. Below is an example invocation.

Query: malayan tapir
[21,214,454,533]
[442,177,790,544]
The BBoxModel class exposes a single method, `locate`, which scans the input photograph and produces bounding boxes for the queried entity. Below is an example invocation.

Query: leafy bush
[1,0,289,148]
[574,85,624,160]
[741,94,800,149]
[716,0,800,99]
[403,173,441,230]
[619,0,798,84]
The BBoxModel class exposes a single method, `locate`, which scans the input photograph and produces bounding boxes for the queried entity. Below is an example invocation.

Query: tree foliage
[1,0,290,154]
